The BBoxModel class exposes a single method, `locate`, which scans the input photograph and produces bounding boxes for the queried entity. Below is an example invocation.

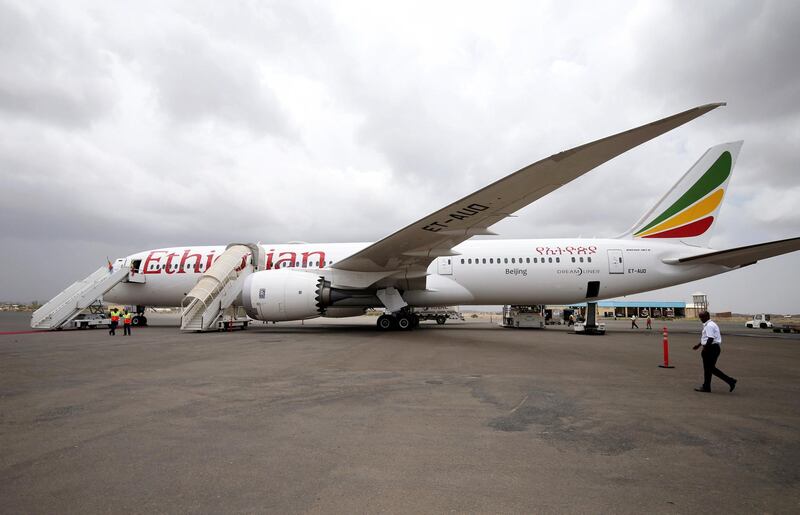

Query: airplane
[42,103,800,331]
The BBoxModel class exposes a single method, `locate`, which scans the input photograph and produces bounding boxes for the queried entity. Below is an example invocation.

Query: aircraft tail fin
[621,141,742,247]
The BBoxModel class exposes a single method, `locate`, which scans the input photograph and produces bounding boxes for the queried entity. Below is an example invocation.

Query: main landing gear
[376,311,420,331]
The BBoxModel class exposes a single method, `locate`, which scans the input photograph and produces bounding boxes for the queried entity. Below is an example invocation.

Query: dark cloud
[147,29,292,137]
[0,1,117,126]
[0,0,798,312]
[630,1,800,123]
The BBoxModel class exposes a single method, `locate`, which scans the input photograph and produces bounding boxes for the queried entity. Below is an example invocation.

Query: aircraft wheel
[396,314,413,331]
[377,314,395,331]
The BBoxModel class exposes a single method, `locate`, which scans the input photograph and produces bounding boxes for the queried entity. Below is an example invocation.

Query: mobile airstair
[180,243,264,332]
[30,266,131,329]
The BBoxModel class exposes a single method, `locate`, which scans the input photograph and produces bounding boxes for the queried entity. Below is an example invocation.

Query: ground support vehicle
[72,302,112,329]
[413,307,464,325]
[501,305,546,328]
[773,321,800,334]
[216,318,249,330]
[72,313,111,329]
[573,321,606,335]
[213,307,250,331]
[72,302,148,329]
[746,314,773,329]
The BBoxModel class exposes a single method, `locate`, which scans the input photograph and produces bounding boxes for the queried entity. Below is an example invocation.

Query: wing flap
[664,237,800,268]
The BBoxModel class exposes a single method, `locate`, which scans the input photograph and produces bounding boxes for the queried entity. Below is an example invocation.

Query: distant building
[563,300,687,319]
[688,292,709,317]
[685,303,704,318]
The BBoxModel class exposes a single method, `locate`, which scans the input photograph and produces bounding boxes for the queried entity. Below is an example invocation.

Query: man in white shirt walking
[692,311,737,393]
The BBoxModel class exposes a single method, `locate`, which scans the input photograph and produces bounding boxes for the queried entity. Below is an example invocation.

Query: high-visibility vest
[123,313,132,325]
[110,309,120,322]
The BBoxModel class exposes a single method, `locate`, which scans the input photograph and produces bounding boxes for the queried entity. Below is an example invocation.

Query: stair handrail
[31,266,130,328]
[181,264,243,329]
[33,268,107,321]
[180,244,257,330]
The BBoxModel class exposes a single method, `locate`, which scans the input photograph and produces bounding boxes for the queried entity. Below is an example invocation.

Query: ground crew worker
[693,311,737,393]
[123,310,132,336]
[109,307,120,336]
[630,314,639,329]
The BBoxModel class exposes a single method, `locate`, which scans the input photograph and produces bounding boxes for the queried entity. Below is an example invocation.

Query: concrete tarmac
[1,313,799,513]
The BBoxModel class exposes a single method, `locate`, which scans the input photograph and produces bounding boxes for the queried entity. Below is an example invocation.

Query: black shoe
[694,387,711,393]
[729,379,737,392]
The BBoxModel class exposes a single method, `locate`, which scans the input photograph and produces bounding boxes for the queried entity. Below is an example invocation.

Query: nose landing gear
[131,305,148,326]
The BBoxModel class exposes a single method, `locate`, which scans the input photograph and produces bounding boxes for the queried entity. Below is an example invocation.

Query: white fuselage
[104,239,727,310]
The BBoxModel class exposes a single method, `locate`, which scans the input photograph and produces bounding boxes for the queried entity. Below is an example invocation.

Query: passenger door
[437,257,453,275]
[608,249,624,274]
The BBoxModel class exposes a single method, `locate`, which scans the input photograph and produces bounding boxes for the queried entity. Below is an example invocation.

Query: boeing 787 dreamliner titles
[33,103,800,331]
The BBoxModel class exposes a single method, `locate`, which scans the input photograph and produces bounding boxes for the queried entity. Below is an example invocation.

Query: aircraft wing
[333,103,725,285]
[664,236,800,268]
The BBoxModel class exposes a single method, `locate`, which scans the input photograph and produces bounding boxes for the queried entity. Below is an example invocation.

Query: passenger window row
[146,260,338,272]
[147,263,206,271]
[459,256,592,265]
[267,260,334,269]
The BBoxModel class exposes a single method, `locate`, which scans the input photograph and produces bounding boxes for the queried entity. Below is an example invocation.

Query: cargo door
[608,249,624,274]
[437,257,453,275]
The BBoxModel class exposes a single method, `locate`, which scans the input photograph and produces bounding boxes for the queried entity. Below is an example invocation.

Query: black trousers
[701,344,733,390]
[109,321,117,335]
[123,324,131,335]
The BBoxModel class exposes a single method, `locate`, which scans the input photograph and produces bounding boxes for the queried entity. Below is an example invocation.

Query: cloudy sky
[1,0,798,313]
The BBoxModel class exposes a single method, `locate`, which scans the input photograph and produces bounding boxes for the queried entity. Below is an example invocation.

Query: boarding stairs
[31,266,131,329]
[180,243,264,331]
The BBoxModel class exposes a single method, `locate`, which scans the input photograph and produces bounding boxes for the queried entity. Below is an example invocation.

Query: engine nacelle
[242,270,325,322]
[241,270,382,322]
[322,307,367,318]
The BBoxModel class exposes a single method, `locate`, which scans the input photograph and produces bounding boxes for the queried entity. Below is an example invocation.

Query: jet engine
[241,270,379,322]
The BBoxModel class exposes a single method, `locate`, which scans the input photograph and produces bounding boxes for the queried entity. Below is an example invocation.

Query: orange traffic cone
[658,326,675,368]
